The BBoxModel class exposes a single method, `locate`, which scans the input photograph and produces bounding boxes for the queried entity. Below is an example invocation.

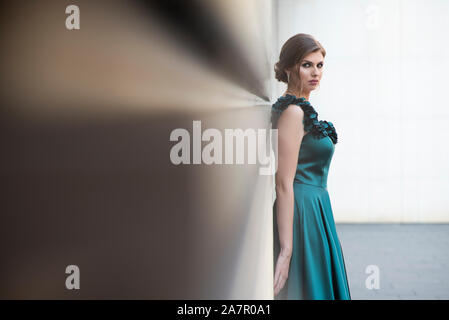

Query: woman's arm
[275,104,304,257]
[273,104,304,296]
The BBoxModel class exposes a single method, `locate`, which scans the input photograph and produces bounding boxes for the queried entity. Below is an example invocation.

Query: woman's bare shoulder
[278,104,304,122]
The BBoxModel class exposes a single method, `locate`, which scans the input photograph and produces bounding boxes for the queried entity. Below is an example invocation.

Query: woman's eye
[302,63,324,68]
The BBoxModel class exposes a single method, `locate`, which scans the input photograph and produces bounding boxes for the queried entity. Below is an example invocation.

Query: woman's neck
[284,89,309,101]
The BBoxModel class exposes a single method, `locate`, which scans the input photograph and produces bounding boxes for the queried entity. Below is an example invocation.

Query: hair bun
[274,62,288,83]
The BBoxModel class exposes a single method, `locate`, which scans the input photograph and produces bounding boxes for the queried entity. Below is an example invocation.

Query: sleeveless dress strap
[271,94,338,144]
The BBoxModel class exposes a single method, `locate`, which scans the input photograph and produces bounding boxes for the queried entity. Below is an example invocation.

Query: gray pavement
[335,223,449,300]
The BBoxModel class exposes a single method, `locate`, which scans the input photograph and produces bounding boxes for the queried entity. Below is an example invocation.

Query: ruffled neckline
[271,94,338,144]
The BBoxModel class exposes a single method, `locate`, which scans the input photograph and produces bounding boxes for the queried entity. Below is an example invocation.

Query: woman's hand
[274,250,291,296]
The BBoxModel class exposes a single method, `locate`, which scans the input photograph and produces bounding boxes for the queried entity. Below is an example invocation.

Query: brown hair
[274,33,326,86]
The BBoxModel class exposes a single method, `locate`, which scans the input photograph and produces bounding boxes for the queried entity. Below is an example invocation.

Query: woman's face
[297,50,324,92]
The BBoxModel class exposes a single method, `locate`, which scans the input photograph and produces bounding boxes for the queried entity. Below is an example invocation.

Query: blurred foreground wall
[0,0,277,299]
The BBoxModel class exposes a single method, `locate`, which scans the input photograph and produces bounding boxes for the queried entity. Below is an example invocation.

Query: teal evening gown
[272,94,351,300]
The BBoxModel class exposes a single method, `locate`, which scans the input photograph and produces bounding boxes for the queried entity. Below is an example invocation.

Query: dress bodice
[271,94,338,189]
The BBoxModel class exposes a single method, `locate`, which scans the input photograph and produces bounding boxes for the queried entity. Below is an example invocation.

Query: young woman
[272,33,351,300]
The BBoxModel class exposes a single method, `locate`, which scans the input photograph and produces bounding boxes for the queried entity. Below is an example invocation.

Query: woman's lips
[309,80,319,84]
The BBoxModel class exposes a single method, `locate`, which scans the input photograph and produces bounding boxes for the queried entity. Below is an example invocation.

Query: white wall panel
[276,0,449,222]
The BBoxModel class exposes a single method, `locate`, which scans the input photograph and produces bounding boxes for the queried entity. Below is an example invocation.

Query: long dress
[272,94,351,300]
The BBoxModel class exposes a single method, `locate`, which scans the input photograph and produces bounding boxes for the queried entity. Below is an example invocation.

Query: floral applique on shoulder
[271,94,338,144]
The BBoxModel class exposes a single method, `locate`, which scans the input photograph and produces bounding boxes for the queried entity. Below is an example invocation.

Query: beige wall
[0,0,275,299]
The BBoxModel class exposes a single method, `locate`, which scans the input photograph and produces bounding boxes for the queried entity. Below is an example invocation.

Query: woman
[272,33,351,300]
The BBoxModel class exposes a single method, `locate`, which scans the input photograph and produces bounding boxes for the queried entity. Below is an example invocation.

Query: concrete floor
[335,223,449,300]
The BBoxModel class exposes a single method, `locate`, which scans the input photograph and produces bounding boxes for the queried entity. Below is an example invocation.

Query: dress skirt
[273,182,351,300]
